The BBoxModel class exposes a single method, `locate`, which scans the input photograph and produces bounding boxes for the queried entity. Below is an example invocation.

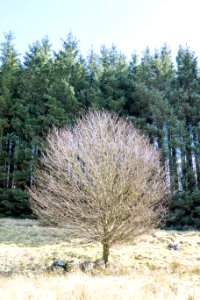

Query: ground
[0,218,200,299]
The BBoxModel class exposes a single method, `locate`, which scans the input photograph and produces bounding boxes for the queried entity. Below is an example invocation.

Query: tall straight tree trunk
[29,143,36,187]
[6,139,12,188]
[175,145,183,192]
[189,124,198,188]
[153,136,159,150]
[163,124,171,189]
[11,163,16,189]
[0,135,2,156]
[195,132,200,188]
[184,125,196,190]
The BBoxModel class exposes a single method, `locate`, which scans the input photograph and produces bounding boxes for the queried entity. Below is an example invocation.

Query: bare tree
[29,111,169,264]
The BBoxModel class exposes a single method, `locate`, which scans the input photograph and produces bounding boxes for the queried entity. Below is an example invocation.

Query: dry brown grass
[1,273,200,300]
[0,218,200,299]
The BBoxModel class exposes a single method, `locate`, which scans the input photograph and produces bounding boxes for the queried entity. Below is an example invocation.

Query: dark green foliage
[166,191,200,229]
[0,188,30,217]
[0,32,200,226]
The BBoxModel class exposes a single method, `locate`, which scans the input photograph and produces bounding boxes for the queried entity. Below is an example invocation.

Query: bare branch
[28,110,169,263]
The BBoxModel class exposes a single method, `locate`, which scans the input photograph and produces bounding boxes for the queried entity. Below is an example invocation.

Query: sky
[1,0,200,61]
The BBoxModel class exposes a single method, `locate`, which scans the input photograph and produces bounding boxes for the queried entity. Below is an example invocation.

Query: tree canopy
[0,32,200,229]
[29,111,168,263]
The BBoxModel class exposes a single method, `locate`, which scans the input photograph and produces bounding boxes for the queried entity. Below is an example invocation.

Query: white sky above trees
[1,0,200,61]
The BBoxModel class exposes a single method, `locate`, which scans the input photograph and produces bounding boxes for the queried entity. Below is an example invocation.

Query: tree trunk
[102,242,110,266]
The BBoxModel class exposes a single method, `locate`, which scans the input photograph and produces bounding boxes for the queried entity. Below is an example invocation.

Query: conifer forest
[0,32,200,229]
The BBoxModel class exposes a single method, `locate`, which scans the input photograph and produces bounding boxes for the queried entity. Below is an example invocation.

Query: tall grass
[0,218,200,299]
[1,273,200,300]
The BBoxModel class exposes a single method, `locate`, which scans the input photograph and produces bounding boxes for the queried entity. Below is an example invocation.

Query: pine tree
[166,47,200,229]
[0,32,30,216]
[85,49,102,108]
[53,33,87,116]
[97,45,128,114]
[175,47,199,190]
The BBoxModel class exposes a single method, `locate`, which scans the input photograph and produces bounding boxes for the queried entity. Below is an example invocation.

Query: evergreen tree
[166,47,200,228]
[97,45,128,114]
[53,33,87,115]
[85,49,102,108]
[174,47,200,190]
[0,32,199,227]
[0,32,30,216]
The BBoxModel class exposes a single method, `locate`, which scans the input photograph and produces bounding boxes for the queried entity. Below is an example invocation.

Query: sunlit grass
[0,218,200,299]
[1,272,200,300]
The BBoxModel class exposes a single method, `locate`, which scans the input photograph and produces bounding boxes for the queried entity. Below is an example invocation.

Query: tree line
[0,32,200,228]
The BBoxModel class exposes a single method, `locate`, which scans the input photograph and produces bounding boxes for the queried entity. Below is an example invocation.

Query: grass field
[0,218,200,299]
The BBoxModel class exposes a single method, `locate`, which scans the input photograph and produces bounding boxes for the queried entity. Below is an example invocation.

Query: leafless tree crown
[29,111,168,259]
